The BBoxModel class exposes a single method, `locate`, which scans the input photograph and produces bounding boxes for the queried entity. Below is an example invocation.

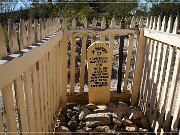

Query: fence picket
[146,18,150,28]
[32,64,41,133]
[72,18,76,29]
[83,17,87,29]
[8,20,19,53]
[27,19,33,46]
[24,69,36,132]
[130,16,136,28]
[166,15,173,33]
[15,76,28,133]
[60,32,68,107]
[156,16,161,31]
[0,24,7,59]
[149,16,153,29]
[139,17,144,28]
[80,35,87,94]
[101,17,106,29]
[164,49,180,131]
[34,19,40,42]
[123,34,134,91]
[0,112,4,133]
[161,16,167,32]
[1,84,18,133]
[172,15,179,34]
[70,36,76,95]
[20,19,27,49]
[92,18,96,29]
[110,16,116,29]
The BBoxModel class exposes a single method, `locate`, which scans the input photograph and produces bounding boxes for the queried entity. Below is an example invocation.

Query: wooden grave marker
[87,41,112,104]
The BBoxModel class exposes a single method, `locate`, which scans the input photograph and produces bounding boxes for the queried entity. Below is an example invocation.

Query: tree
[148,0,180,17]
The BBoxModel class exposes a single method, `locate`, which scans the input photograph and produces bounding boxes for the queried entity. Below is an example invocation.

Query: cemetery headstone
[87,41,112,104]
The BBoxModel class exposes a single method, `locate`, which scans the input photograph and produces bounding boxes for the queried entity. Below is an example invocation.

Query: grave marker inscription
[87,41,112,104]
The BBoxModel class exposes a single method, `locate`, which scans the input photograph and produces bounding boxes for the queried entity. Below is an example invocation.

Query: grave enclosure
[0,16,179,134]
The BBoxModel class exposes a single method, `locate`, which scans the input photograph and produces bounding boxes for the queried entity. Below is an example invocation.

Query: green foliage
[149,1,180,17]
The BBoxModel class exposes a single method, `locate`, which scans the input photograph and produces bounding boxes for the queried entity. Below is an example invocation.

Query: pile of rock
[54,102,151,134]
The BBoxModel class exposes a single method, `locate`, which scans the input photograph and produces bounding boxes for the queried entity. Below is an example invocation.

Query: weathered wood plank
[0,31,63,90]
[70,36,76,95]
[164,49,180,131]
[0,24,7,59]
[42,56,48,132]
[19,19,27,50]
[15,76,28,133]
[123,34,134,91]
[32,64,41,133]
[80,36,87,94]
[144,28,180,48]
[60,32,68,108]
[24,69,36,132]
[131,28,146,106]
[1,84,18,133]
[67,29,138,37]
[0,111,4,133]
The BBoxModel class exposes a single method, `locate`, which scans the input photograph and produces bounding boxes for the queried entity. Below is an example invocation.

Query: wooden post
[131,28,146,106]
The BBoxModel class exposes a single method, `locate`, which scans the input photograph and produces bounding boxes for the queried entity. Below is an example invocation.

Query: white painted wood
[146,18,149,28]
[152,16,157,30]
[156,16,161,31]
[149,16,153,29]
[0,31,63,90]
[144,28,180,48]
[161,16,167,32]
[172,15,179,34]
[166,15,173,33]
[164,49,180,130]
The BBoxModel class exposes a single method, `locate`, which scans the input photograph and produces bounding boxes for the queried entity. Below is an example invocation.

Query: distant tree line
[0,0,179,27]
